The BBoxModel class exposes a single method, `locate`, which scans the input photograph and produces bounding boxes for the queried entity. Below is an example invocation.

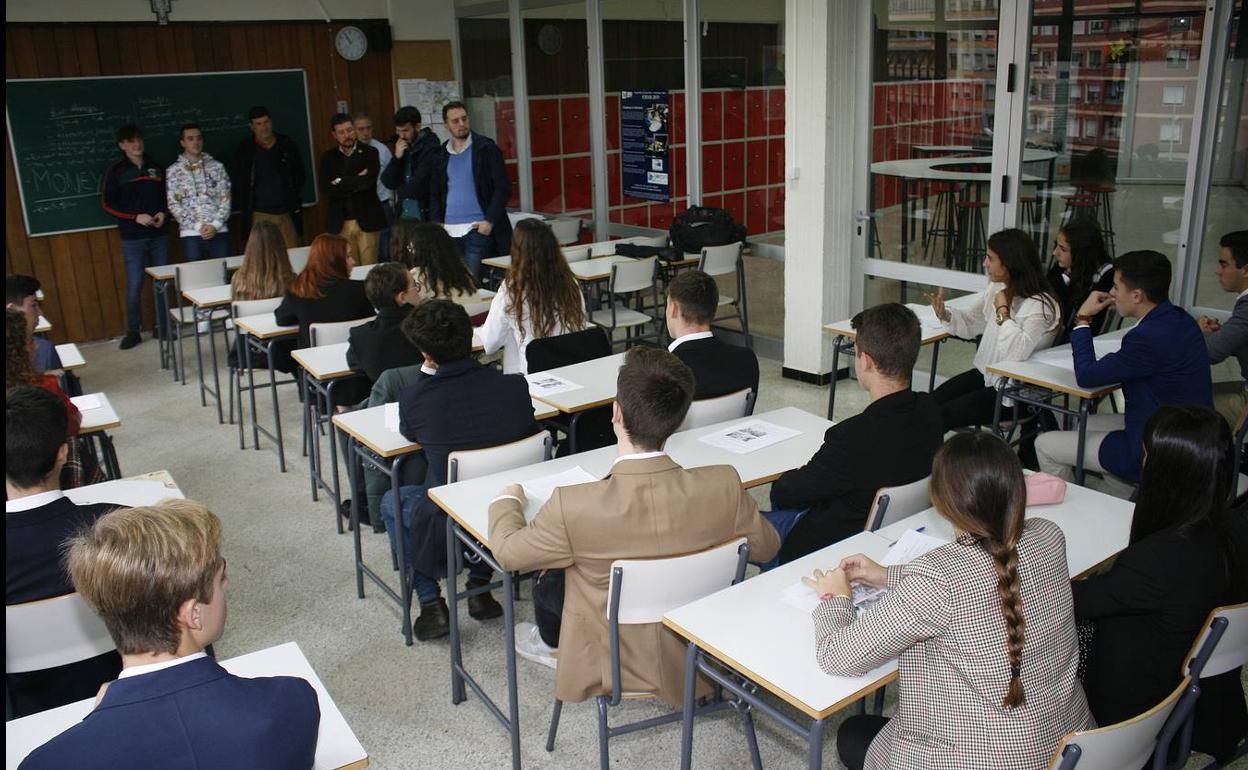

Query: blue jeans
[456,228,493,281]
[121,237,170,332]
[181,234,229,261]
[760,507,809,571]
[381,483,494,604]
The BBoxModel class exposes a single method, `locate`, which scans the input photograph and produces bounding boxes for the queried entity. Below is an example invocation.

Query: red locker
[531,158,562,213]
[767,88,785,137]
[768,138,784,185]
[563,156,592,212]
[649,202,674,231]
[528,98,561,158]
[506,162,520,209]
[702,143,723,194]
[745,189,767,235]
[561,96,590,155]
[723,141,745,191]
[767,186,785,232]
[672,91,685,146]
[622,205,649,227]
[701,91,723,141]
[495,99,517,160]
[606,95,621,151]
[722,192,745,228]
[671,146,687,199]
[608,153,621,207]
[746,89,767,137]
[724,90,745,140]
[609,207,624,224]
[746,140,767,188]
[703,194,723,211]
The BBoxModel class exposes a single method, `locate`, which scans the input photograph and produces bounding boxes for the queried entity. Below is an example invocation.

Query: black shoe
[119,331,143,350]
[338,499,371,530]
[468,590,503,621]
[413,598,450,641]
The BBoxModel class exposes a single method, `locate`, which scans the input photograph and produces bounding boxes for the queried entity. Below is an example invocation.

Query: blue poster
[620,89,670,202]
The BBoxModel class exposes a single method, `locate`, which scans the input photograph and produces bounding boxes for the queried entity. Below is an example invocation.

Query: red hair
[289,234,351,299]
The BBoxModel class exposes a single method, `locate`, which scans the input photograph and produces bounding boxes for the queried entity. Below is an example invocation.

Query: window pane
[457,4,521,210]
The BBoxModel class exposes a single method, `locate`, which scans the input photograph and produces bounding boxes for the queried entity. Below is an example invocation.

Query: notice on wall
[396,79,461,142]
[620,89,670,202]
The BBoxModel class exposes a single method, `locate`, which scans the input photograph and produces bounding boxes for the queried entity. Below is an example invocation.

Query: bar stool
[954,199,988,271]
[922,181,960,266]
[1080,183,1117,256]
[1061,194,1099,228]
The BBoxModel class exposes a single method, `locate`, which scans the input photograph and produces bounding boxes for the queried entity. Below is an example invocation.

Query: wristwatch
[995,306,1011,325]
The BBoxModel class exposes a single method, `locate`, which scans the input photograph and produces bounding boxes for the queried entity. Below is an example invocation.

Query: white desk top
[4,642,368,770]
[55,343,85,371]
[429,406,833,543]
[35,315,51,334]
[987,327,1128,399]
[145,256,243,282]
[872,155,1049,183]
[481,253,631,282]
[333,399,559,460]
[527,353,627,413]
[663,532,896,720]
[349,264,376,281]
[64,470,185,507]
[182,283,233,308]
[292,343,355,381]
[824,295,980,342]
[73,393,120,434]
[235,312,298,340]
[873,479,1133,578]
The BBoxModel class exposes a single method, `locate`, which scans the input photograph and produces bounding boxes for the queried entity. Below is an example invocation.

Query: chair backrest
[447,430,552,483]
[288,246,312,274]
[608,256,657,295]
[526,327,613,373]
[6,593,115,674]
[309,316,375,347]
[590,240,619,257]
[607,538,750,627]
[562,245,592,263]
[698,243,742,277]
[548,218,582,245]
[1184,602,1248,679]
[679,388,753,431]
[175,259,229,292]
[350,263,376,281]
[232,296,283,323]
[1047,677,1193,770]
[864,475,932,532]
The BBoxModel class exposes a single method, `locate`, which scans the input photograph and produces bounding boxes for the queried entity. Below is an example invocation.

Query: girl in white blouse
[928,228,1060,431]
[479,219,588,374]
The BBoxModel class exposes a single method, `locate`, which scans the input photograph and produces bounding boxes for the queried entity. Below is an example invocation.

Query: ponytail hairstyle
[988,228,1060,331]
[929,432,1028,709]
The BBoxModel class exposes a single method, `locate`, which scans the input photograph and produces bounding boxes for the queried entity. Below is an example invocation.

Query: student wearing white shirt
[927,228,1061,431]
[479,218,588,374]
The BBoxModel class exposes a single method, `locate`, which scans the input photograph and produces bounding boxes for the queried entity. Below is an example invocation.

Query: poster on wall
[396,78,461,142]
[620,89,670,202]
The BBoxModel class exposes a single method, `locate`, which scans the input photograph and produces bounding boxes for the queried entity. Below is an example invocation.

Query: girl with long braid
[807,432,1092,770]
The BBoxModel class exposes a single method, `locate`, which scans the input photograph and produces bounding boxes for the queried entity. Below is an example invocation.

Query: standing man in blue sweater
[1036,250,1211,490]
[101,124,169,350]
[428,102,512,280]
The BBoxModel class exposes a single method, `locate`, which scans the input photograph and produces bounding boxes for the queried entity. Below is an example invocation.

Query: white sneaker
[514,621,558,669]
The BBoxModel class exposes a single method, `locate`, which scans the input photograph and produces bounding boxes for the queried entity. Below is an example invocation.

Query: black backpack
[668,206,746,256]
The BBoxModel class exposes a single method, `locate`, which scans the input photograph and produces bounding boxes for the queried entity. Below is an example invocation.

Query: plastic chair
[228,297,283,450]
[447,430,553,484]
[590,240,621,257]
[864,475,932,532]
[169,260,231,386]
[309,316,375,347]
[1048,676,1197,770]
[1169,603,1248,769]
[527,328,615,453]
[545,538,761,770]
[698,244,751,350]
[562,245,592,263]
[288,246,312,274]
[548,218,583,246]
[6,593,115,674]
[590,257,661,350]
[679,388,755,431]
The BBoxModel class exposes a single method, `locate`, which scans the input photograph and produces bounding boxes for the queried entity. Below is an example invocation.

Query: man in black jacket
[321,113,386,266]
[665,270,759,399]
[764,303,944,566]
[381,105,440,225]
[232,106,306,248]
[428,102,512,280]
[346,262,422,383]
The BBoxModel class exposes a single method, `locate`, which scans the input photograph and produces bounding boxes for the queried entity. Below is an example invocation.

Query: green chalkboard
[6,69,317,237]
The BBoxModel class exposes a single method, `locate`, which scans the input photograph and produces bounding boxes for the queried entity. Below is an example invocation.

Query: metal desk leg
[567,411,583,455]
[265,338,286,472]
[325,379,345,527]
[680,642,698,770]
[928,339,942,393]
[192,309,207,406]
[348,437,365,599]
[244,334,261,450]
[992,380,1007,435]
[305,372,320,502]
[350,439,412,645]
[827,334,844,419]
[204,310,224,423]
[1074,398,1090,486]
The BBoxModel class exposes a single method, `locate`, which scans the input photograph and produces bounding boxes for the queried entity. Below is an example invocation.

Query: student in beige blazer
[488,347,779,708]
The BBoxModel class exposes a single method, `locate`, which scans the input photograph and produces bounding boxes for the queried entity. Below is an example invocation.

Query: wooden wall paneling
[86,229,123,337]
[5,31,18,78]
[154,26,178,73]
[24,237,64,342]
[31,28,60,78]
[47,236,87,342]
[173,27,197,72]
[95,27,122,75]
[74,28,102,76]
[228,26,251,71]
[5,150,36,278]
[245,26,271,70]
[210,26,233,71]
[391,41,456,84]
[192,28,215,73]
[52,28,82,76]
[136,27,161,75]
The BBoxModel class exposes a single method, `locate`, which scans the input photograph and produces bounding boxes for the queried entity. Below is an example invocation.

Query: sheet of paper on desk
[72,394,103,410]
[65,479,179,508]
[697,419,800,455]
[521,466,598,507]
[527,373,582,396]
[906,304,947,332]
[1030,338,1123,370]
[384,402,400,433]
[881,529,951,566]
[780,581,888,614]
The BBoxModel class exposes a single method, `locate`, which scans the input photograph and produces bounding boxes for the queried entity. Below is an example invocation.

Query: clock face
[335,26,368,62]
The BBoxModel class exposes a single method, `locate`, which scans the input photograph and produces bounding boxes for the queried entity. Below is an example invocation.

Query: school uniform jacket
[1206,292,1248,383]
[669,334,759,399]
[273,278,374,351]
[814,518,1092,770]
[18,656,320,770]
[345,305,422,383]
[488,454,780,708]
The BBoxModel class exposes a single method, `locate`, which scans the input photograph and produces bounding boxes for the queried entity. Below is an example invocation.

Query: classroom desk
[4,642,369,770]
[147,256,243,372]
[180,284,234,424]
[34,315,51,334]
[54,343,85,371]
[333,398,560,647]
[73,393,122,480]
[667,478,1131,770]
[821,293,981,418]
[525,352,626,452]
[292,342,367,531]
[65,470,185,507]
[986,327,1127,485]
[234,313,299,473]
[427,406,833,769]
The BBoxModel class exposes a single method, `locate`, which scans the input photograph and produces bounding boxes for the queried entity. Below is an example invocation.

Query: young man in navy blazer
[1037,250,1212,488]
[20,500,320,770]
[665,269,759,399]
[6,387,121,716]
[383,299,539,641]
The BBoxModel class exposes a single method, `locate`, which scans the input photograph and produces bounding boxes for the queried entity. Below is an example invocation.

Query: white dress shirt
[667,330,713,353]
[118,651,208,679]
[942,281,1060,388]
[6,489,65,513]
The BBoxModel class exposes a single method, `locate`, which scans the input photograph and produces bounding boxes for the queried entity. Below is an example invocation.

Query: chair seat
[590,307,654,328]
